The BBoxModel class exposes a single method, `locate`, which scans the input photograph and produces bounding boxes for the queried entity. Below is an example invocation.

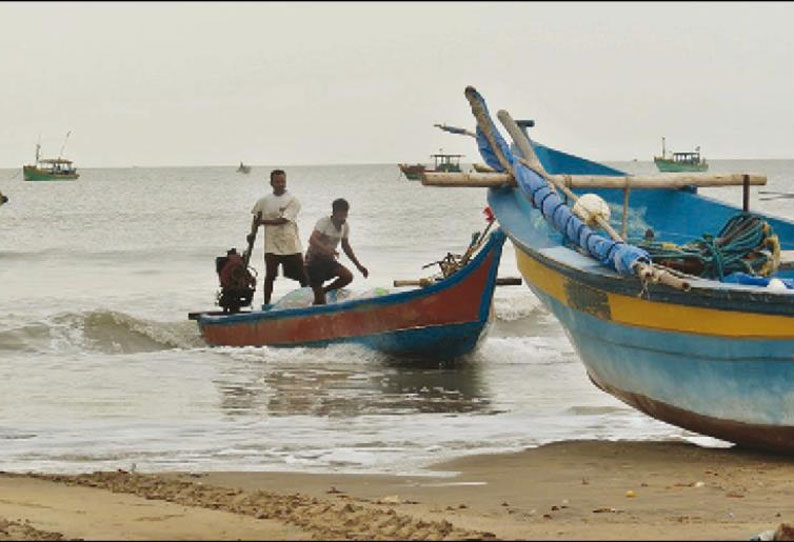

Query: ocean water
[0,160,791,476]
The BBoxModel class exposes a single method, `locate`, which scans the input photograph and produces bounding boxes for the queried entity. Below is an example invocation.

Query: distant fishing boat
[237,162,251,174]
[398,152,463,180]
[653,137,708,172]
[22,132,79,181]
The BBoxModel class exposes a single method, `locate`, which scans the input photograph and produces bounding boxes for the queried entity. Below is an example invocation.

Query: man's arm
[245,211,262,252]
[341,238,368,277]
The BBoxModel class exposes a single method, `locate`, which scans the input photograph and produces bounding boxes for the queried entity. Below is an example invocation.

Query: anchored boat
[422,86,794,453]
[653,137,708,172]
[399,151,464,180]
[23,133,79,181]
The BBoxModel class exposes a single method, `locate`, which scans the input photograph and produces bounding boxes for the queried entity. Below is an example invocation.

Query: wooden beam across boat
[393,276,522,288]
[421,171,767,189]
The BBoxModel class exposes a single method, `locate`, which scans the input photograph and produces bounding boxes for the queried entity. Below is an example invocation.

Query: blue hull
[466,89,794,451]
[490,183,794,452]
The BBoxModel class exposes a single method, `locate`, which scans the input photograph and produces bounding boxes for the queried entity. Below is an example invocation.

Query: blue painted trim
[271,321,487,360]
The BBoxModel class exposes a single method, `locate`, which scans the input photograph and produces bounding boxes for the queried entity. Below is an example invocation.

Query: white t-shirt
[306,216,349,261]
[251,191,302,255]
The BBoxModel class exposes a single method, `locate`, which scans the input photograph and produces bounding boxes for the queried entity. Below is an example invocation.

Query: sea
[0,159,792,476]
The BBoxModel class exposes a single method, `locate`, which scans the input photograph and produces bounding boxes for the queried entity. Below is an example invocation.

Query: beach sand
[1,440,793,540]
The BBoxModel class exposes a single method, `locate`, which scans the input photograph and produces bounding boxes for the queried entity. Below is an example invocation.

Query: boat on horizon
[653,137,708,172]
[422,86,794,454]
[399,151,463,181]
[189,225,510,360]
[22,132,79,181]
[237,162,251,174]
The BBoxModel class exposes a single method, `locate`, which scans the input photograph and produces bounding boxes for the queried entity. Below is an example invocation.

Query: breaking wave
[0,310,204,354]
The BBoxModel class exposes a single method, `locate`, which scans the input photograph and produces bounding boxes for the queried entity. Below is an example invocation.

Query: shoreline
[1,439,793,540]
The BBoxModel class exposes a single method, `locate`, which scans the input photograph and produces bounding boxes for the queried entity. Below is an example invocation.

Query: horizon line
[1,157,791,170]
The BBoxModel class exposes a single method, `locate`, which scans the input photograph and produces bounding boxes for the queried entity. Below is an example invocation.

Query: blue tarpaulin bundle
[468,88,651,276]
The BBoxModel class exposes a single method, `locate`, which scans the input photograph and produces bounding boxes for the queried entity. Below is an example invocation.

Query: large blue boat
[433,87,794,453]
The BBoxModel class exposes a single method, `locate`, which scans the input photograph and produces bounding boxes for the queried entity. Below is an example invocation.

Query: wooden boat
[23,158,79,181]
[653,137,708,172]
[23,134,79,181]
[423,86,794,453]
[237,162,251,174]
[191,228,507,359]
[398,163,426,180]
[399,152,463,181]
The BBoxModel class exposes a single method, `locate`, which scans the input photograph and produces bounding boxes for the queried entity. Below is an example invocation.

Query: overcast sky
[2,1,793,167]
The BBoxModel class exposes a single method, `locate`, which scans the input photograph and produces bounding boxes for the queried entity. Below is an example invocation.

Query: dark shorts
[306,257,343,287]
[265,253,308,285]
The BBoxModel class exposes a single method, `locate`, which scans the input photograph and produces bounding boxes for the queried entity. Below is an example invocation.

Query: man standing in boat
[249,169,308,307]
[305,198,368,305]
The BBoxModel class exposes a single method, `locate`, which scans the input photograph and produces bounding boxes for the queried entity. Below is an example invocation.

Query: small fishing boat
[22,133,79,181]
[423,86,794,453]
[653,137,708,172]
[399,151,463,180]
[237,162,251,174]
[190,226,508,360]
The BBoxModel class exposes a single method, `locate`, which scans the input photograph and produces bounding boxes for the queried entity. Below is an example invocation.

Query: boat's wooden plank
[393,277,522,287]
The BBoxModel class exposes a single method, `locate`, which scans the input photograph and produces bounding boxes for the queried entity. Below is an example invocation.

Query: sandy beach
[1,440,793,540]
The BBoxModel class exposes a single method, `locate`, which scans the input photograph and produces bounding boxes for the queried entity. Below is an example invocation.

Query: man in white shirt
[305,198,368,305]
[249,169,308,306]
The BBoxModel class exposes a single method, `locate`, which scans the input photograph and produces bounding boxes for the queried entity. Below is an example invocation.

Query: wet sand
[1,439,793,540]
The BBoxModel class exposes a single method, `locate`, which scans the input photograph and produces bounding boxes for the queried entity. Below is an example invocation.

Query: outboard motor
[215,248,256,313]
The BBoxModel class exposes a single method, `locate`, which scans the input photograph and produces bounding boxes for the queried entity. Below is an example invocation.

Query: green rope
[637,213,776,280]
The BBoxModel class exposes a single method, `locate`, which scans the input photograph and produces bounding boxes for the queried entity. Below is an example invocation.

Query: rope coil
[637,213,780,280]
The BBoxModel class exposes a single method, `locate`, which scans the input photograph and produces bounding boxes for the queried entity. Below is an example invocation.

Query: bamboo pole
[621,187,631,240]
[421,171,766,189]
[394,277,522,288]
[497,110,547,177]
[421,172,515,186]
[464,88,514,174]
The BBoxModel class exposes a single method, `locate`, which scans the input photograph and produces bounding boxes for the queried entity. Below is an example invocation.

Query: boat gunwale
[488,187,794,315]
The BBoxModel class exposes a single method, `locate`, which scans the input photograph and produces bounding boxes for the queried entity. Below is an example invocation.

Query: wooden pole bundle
[460,89,692,292]
[497,109,692,292]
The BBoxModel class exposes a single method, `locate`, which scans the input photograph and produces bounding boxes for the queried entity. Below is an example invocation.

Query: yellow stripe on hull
[516,248,794,339]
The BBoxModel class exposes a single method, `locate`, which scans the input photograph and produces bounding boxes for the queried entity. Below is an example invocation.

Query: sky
[2,1,794,168]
